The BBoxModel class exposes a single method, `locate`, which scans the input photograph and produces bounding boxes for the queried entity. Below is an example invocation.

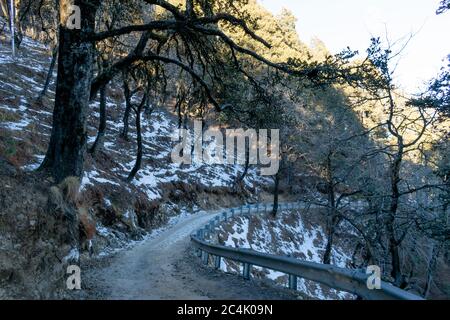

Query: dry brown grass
[0,108,21,122]
[77,185,104,209]
[0,130,34,168]
[78,207,96,241]
[57,176,80,205]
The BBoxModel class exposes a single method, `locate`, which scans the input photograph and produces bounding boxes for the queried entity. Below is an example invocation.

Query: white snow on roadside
[223,217,251,249]
[63,248,80,262]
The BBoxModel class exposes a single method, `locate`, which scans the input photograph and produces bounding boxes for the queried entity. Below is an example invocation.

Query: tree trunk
[38,44,58,101]
[323,216,339,264]
[240,148,250,181]
[323,154,338,265]
[39,2,99,182]
[271,172,280,217]
[323,186,337,264]
[235,148,250,187]
[387,215,403,286]
[89,83,107,154]
[121,77,132,140]
[127,105,143,182]
[388,147,404,287]
[175,94,184,129]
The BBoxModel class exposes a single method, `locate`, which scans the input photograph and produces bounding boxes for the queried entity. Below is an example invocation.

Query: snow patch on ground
[63,248,80,263]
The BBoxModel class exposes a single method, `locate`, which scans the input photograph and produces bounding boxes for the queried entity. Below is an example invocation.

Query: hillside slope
[210,208,357,300]
[0,32,276,298]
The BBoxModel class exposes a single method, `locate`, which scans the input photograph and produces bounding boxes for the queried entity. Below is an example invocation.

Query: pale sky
[259,0,450,94]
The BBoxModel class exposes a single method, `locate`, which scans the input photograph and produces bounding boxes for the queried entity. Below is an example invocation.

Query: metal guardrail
[190,202,423,300]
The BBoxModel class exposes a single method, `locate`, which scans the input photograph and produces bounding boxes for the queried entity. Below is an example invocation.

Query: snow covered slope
[211,209,357,300]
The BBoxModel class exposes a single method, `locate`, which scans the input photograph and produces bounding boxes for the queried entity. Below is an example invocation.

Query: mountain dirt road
[78,207,304,300]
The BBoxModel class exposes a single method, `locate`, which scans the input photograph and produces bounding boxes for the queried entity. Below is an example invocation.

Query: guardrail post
[214,255,221,269]
[243,263,251,280]
[204,225,209,238]
[289,274,298,290]
[202,251,209,265]
[248,205,251,215]
[264,203,268,213]
[194,230,202,257]
[240,206,243,214]
[256,203,259,214]
[223,212,227,221]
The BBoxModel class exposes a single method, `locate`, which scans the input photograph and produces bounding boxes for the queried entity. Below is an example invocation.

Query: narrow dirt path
[79,208,304,300]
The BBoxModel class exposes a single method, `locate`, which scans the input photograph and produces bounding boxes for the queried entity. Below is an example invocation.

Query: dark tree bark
[233,148,250,193]
[39,1,100,182]
[233,147,250,191]
[89,83,107,154]
[126,108,142,182]
[175,97,183,129]
[385,86,408,287]
[38,45,58,101]
[322,153,340,265]
[175,88,186,129]
[121,77,132,140]
[271,171,280,217]
[239,148,250,182]
[323,192,338,265]
[387,144,405,287]
[127,94,148,182]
